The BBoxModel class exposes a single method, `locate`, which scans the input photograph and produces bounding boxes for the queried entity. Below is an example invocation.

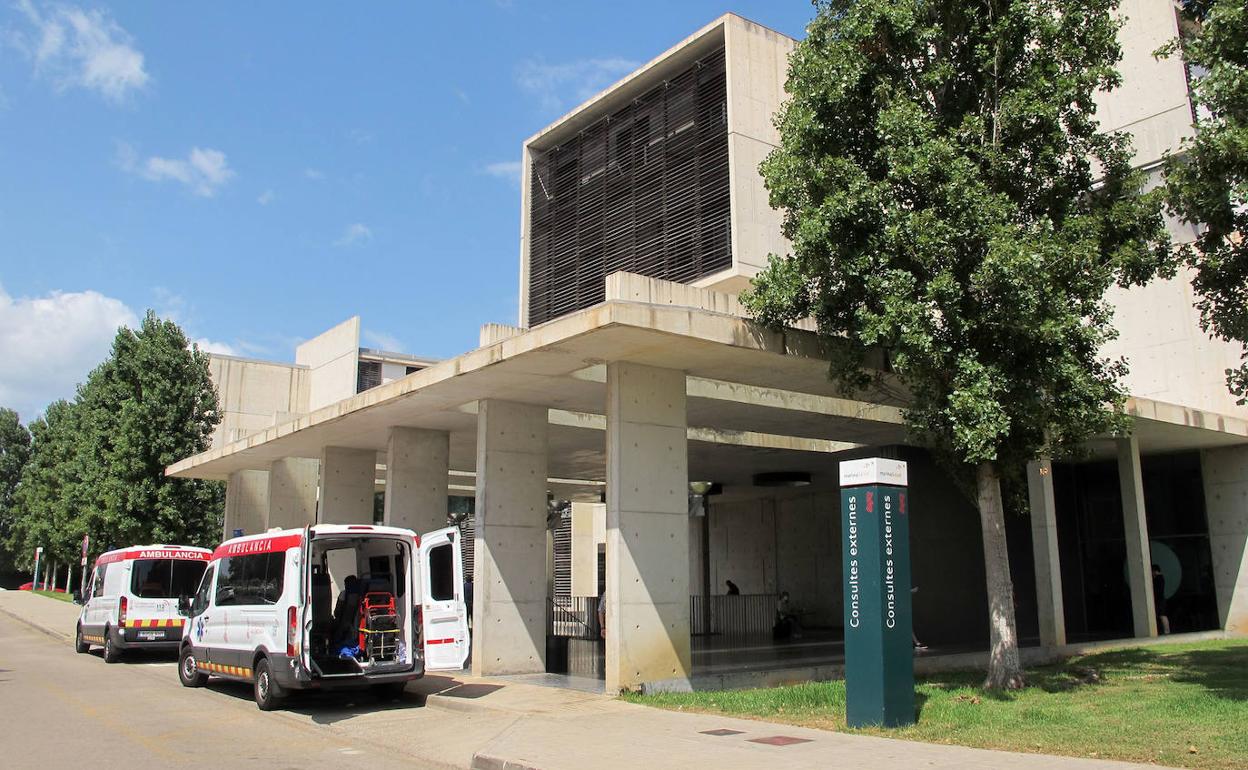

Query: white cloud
[304,168,325,180]
[0,283,138,420]
[483,160,522,187]
[515,56,639,113]
[12,0,149,102]
[257,189,275,205]
[334,223,372,247]
[192,337,239,356]
[118,143,235,197]
[362,329,403,352]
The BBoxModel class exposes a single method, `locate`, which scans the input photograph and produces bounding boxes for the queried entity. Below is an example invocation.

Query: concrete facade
[1027,459,1066,648]
[296,317,362,412]
[267,457,319,530]
[383,427,449,534]
[1201,446,1248,634]
[208,355,308,451]
[1118,436,1159,639]
[222,469,269,540]
[318,446,377,525]
[605,363,691,692]
[472,400,549,676]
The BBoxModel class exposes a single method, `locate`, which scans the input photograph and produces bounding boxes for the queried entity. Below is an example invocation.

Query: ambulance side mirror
[177,595,191,616]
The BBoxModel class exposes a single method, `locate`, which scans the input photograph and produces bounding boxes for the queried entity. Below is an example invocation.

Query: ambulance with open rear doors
[76,544,212,662]
[176,523,469,710]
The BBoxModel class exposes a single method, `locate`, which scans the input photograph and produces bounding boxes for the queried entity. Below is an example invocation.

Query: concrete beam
[472,400,548,676]
[1117,436,1158,638]
[1201,446,1248,633]
[267,458,319,530]
[319,446,376,524]
[1027,459,1066,648]
[606,362,692,693]
[223,469,269,541]
[383,427,449,535]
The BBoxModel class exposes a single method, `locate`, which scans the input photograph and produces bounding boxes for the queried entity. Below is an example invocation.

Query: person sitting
[725,579,740,595]
[775,591,802,640]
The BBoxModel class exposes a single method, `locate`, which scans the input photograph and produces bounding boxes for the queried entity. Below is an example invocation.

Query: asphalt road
[0,613,436,768]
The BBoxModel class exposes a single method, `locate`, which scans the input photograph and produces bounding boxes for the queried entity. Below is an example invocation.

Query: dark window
[193,565,215,615]
[405,365,422,375]
[357,360,383,392]
[216,552,286,606]
[428,544,454,601]
[91,564,108,598]
[527,46,731,326]
[131,559,209,598]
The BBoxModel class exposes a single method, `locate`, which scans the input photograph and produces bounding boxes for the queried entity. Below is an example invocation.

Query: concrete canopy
[169,282,1248,499]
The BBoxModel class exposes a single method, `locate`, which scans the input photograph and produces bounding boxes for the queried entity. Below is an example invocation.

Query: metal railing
[548,595,600,640]
[690,593,779,640]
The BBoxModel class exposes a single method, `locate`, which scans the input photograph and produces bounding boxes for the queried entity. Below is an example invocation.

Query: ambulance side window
[428,544,454,601]
[91,565,107,598]
[192,565,215,615]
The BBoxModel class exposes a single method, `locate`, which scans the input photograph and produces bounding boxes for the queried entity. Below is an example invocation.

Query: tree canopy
[6,312,224,569]
[0,408,32,571]
[1160,0,1248,402]
[743,0,1171,688]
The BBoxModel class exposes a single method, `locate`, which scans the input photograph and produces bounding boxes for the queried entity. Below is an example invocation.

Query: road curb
[470,752,542,770]
[424,692,522,717]
[0,604,72,643]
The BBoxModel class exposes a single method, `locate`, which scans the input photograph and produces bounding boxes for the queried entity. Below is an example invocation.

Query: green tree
[75,311,224,550]
[9,400,84,569]
[744,0,1170,689]
[0,407,33,570]
[1160,0,1248,402]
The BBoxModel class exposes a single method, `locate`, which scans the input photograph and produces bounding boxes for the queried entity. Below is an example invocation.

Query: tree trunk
[976,461,1025,690]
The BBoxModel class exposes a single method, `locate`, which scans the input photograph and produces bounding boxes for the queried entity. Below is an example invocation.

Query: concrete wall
[1201,446,1248,634]
[711,15,797,292]
[295,316,361,412]
[1094,0,1193,168]
[1105,270,1248,418]
[208,355,308,450]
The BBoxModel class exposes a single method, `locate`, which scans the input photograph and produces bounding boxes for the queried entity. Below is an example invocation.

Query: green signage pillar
[840,457,915,727]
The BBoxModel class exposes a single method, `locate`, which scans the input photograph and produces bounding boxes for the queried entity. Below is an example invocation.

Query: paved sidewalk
[0,590,1175,770]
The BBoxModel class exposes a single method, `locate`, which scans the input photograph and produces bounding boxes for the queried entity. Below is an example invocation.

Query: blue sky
[0,1,813,420]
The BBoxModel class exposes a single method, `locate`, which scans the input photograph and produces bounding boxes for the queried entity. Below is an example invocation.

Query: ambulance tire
[253,657,285,711]
[179,646,209,687]
[74,624,89,654]
[102,627,121,663]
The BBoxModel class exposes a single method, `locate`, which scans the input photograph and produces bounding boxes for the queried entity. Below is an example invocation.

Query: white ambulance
[176,523,470,710]
[75,544,212,662]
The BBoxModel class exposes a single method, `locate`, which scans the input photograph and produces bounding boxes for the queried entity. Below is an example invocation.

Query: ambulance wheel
[74,625,89,654]
[371,681,407,700]
[254,658,285,711]
[179,646,209,687]
[102,628,121,663]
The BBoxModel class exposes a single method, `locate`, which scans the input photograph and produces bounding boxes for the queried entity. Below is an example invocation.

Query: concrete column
[267,458,319,530]
[570,502,600,597]
[223,469,270,540]
[383,427,449,535]
[1027,459,1066,648]
[1117,436,1158,638]
[1201,446,1248,633]
[319,447,377,524]
[472,400,548,676]
[605,362,691,693]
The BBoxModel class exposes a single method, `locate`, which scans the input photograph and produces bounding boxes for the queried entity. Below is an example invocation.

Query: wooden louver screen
[527,47,731,326]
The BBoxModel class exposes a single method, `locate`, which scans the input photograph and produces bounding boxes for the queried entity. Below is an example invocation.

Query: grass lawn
[625,639,1248,769]
[33,590,74,603]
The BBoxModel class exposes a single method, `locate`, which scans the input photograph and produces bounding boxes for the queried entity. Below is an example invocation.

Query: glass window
[193,565,214,614]
[428,544,454,601]
[216,553,284,606]
[91,565,107,598]
[130,559,207,599]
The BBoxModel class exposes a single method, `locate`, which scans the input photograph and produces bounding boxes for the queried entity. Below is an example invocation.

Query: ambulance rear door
[418,526,469,670]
